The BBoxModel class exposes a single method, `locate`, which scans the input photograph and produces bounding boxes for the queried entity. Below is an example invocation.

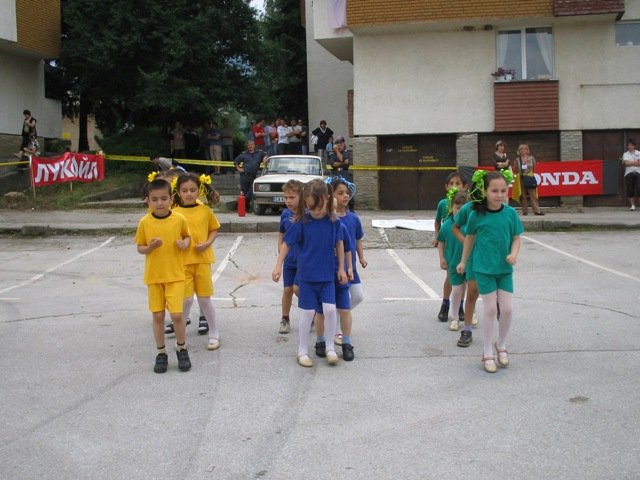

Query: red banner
[31,153,105,187]
[532,160,603,197]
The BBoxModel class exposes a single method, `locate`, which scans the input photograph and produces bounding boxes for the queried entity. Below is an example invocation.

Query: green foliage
[59,0,265,132]
[96,127,167,174]
[51,0,308,146]
[258,0,308,118]
[44,138,72,154]
[97,127,168,157]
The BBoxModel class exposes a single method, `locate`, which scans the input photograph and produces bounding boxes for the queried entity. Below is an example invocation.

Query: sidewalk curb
[2,219,639,237]
[0,221,281,236]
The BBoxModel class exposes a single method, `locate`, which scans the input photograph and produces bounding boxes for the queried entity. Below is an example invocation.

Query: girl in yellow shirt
[172,172,222,350]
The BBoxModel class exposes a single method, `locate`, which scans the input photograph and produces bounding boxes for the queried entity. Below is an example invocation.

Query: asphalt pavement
[2,204,640,479]
[1,201,640,236]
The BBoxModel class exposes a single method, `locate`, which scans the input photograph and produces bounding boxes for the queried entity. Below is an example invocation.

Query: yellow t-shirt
[134,211,190,285]
[172,203,221,265]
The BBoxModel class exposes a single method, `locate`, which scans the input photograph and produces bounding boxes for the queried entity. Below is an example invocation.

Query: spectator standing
[328,136,350,174]
[221,119,235,162]
[312,120,334,164]
[252,119,266,150]
[15,109,36,158]
[298,119,309,155]
[169,121,186,159]
[288,119,302,154]
[268,120,279,156]
[183,124,200,160]
[234,140,268,211]
[246,120,255,142]
[493,140,511,172]
[514,143,544,216]
[200,121,212,161]
[622,139,640,211]
[208,121,223,175]
[277,119,290,155]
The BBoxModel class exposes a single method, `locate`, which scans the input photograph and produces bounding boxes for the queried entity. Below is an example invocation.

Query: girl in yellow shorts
[172,172,222,350]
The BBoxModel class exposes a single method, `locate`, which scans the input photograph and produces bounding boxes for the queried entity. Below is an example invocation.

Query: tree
[257,0,308,119]
[55,0,264,150]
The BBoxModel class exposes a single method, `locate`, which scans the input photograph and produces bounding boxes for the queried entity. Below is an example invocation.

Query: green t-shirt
[435,197,449,224]
[466,204,524,275]
[437,216,463,268]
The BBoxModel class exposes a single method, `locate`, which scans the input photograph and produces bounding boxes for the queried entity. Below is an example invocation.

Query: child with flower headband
[164,172,222,351]
[456,170,524,373]
[434,171,467,325]
[437,188,469,333]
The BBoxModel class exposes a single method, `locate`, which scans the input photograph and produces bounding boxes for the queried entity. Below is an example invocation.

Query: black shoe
[186,318,191,326]
[164,323,174,334]
[342,343,355,361]
[458,305,465,322]
[437,304,449,322]
[315,341,326,358]
[457,330,472,348]
[197,316,209,335]
[176,348,191,371]
[154,353,168,373]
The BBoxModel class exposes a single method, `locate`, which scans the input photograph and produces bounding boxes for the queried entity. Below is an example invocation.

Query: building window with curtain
[497,27,554,80]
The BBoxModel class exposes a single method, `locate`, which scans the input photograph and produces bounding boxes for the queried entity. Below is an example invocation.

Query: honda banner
[31,153,105,187]
[534,160,603,197]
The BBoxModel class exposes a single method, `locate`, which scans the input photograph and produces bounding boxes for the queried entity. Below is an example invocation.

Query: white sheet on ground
[371,219,435,231]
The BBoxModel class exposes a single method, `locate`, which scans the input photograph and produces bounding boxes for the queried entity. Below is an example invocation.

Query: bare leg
[152,311,166,347]
[464,281,479,327]
[170,312,187,346]
[282,286,293,317]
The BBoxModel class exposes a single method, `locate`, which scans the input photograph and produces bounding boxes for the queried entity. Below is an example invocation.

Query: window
[616,22,640,46]
[497,27,554,80]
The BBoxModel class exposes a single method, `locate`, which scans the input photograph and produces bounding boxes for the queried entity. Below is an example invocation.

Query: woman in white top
[622,139,640,211]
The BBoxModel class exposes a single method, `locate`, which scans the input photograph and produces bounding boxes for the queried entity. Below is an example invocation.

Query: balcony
[494,80,559,132]
[312,0,353,62]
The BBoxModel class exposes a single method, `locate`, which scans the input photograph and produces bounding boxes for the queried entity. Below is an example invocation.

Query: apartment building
[307,0,640,209]
[0,0,61,157]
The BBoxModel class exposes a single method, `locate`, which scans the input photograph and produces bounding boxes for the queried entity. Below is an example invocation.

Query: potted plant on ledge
[491,67,516,82]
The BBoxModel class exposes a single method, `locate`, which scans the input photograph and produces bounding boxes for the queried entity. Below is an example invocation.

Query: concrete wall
[0,52,61,140]
[305,0,354,146]
[351,13,640,136]
[353,29,495,136]
[0,0,17,42]
[556,16,640,130]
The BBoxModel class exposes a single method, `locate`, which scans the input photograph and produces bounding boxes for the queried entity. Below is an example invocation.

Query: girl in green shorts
[457,170,524,373]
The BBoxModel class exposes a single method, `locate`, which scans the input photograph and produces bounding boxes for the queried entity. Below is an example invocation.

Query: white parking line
[213,235,243,282]
[0,236,115,295]
[522,235,640,283]
[386,248,440,299]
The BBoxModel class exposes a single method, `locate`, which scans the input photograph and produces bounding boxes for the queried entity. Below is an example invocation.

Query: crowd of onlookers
[166,118,343,167]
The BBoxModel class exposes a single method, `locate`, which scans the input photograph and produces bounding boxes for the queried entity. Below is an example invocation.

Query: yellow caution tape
[103,154,457,172]
[0,160,29,167]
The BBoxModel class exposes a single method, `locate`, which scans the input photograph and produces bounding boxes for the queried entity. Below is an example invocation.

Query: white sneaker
[631,204,636,211]
[449,319,459,331]
[334,333,343,345]
[326,350,338,365]
[471,314,479,327]
[207,338,220,351]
